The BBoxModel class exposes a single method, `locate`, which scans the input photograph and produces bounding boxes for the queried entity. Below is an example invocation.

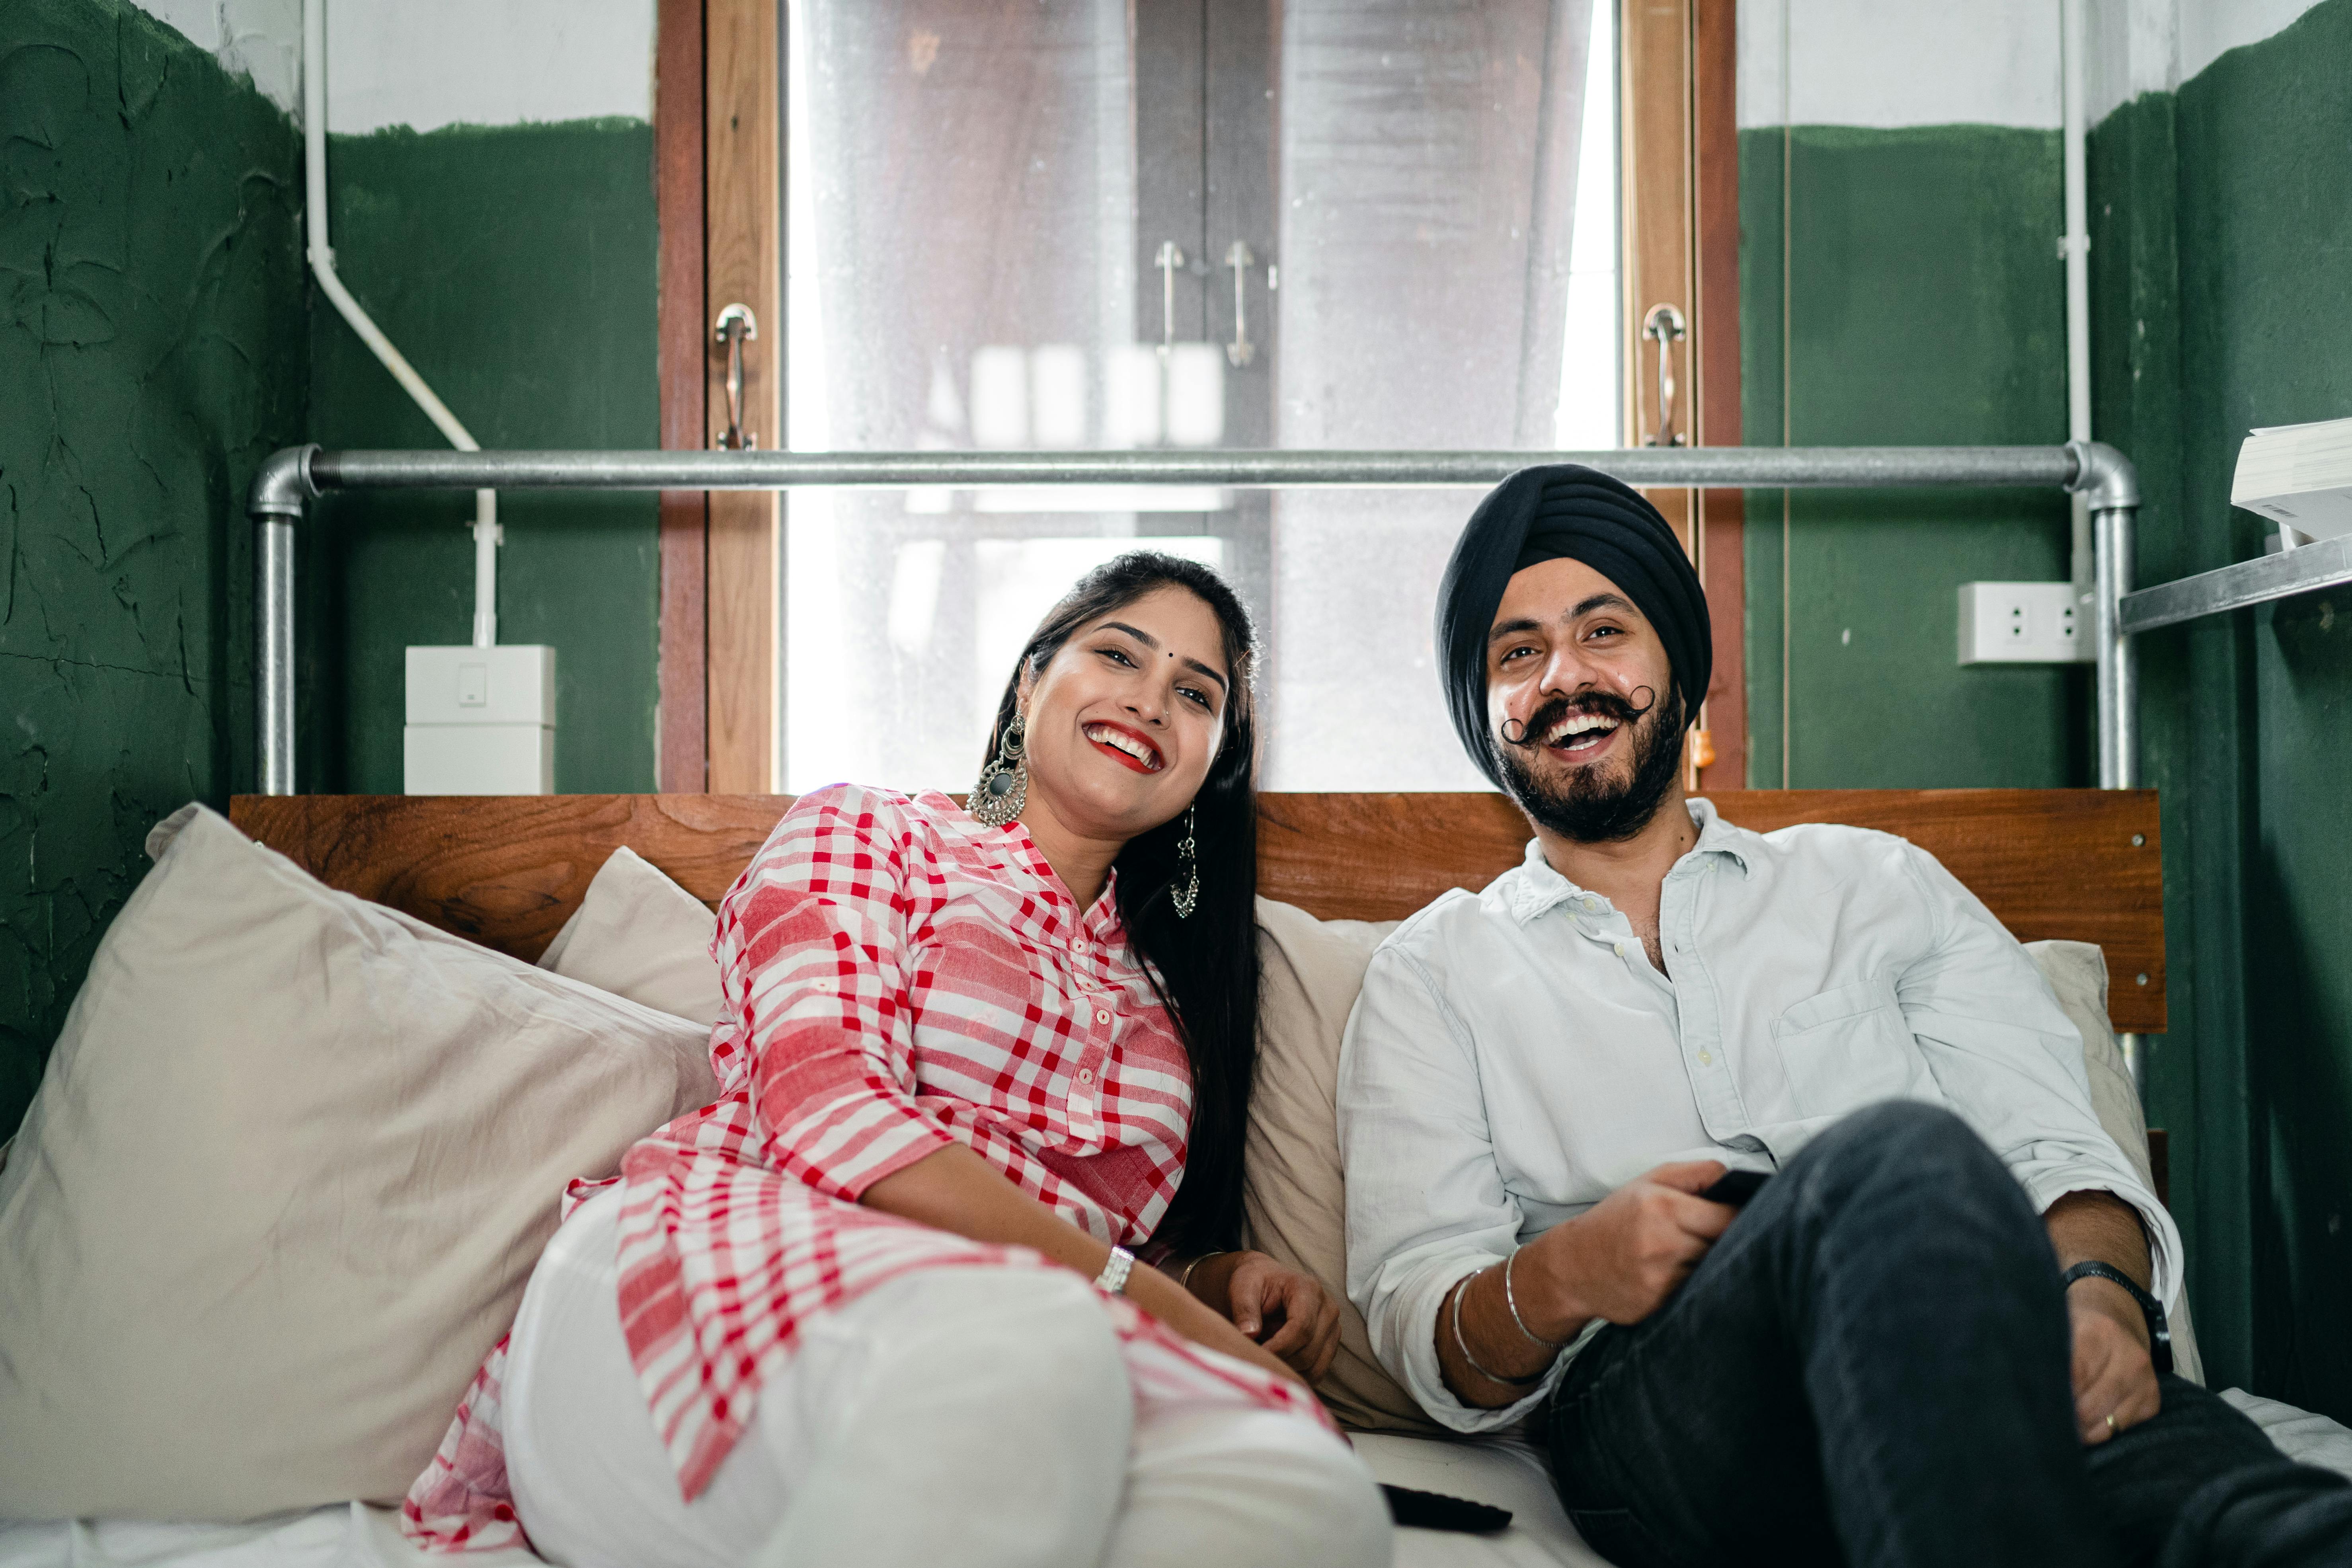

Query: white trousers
[503,1189,1391,1568]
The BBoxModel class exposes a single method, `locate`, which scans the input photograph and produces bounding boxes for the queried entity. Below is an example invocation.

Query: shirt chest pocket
[1769,971,1929,1117]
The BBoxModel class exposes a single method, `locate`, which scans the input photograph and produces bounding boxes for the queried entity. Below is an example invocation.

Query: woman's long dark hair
[982,552,1260,1258]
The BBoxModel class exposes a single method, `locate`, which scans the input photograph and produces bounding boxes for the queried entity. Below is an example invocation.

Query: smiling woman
[975,552,1266,1258]
[401,549,1384,1568]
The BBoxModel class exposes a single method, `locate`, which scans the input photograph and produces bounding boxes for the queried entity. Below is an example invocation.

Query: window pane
[783,0,1177,792]
[1266,0,1609,789]
[782,0,1618,793]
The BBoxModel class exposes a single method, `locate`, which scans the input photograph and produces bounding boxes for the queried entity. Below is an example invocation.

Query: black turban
[1436,464,1711,788]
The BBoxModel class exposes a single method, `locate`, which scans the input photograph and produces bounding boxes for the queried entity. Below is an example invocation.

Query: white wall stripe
[137,0,655,131]
[1738,0,2326,134]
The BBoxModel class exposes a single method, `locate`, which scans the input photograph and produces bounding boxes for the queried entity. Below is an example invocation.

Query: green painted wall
[2089,0,2352,1415]
[1742,124,2083,792]
[0,16,662,1133]
[0,0,306,1134]
[305,119,660,794]
[1743,0,2352,1413]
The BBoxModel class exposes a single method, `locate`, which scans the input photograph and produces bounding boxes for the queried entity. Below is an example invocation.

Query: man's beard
[1495,685,1686,844]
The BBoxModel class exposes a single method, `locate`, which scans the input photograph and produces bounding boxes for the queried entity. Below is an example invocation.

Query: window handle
[1155,243,1186,357]
[1225,241,1257,367]
[714,303,759,449]
[1642,303,1687,448]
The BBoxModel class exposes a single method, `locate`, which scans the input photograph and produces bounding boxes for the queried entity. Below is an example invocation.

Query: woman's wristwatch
[1094,1245,1136,1295]
[2061,1260,2173,1373]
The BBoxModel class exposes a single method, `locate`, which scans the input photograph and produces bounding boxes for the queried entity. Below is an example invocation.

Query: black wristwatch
[2061,1261,2173,1375]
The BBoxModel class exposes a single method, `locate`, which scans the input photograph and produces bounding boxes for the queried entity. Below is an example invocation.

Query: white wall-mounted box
[1957,583,2094,665]
[406,644,554,725]
[404,645,555,794]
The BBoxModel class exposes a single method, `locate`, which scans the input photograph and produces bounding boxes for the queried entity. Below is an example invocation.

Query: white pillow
[0,805,718,1522]
[538,846,724,1026]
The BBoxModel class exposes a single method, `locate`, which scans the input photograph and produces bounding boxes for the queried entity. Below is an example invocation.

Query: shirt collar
[922,789,1128,946]
[1488,797,1755,926]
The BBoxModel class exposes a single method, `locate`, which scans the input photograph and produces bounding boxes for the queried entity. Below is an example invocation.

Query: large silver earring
[970,712,1028,827]
[1170,805,1200,919]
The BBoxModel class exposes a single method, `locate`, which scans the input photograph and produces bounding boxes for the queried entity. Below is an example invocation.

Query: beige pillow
[539,845,725,1027]
[1245,902,2204,1433]
[1246,898,1430,1431]
[0,805,719,1522]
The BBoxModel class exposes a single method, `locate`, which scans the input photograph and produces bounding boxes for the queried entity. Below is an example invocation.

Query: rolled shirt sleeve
[715,786,958,1202]
[1894,843,2184,1311]
[1337,932,1577,1433]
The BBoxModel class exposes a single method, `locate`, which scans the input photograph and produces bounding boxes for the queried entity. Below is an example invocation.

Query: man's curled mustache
[1500,687,1657,749]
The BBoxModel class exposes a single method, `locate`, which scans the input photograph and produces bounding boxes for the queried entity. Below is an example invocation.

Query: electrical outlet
[1957,583,2093,665]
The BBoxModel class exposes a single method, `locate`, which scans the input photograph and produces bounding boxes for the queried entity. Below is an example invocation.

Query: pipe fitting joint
[2065,440,2141,512]
[249,444,320,520]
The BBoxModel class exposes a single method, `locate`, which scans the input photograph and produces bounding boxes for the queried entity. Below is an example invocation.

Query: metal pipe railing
[247,441,2143,794]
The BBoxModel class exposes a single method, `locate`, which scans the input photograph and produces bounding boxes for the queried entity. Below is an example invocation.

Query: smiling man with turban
[1336,466,2351,1566]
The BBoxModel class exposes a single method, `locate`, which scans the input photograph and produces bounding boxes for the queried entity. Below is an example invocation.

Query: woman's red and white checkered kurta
[403,784,1324,1552]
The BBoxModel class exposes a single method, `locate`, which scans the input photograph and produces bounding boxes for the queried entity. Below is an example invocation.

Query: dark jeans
[1543,1102,2352,1568]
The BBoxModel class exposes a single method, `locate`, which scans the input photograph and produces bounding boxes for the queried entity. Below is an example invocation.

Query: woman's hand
[860,1145,1309,1392]
[1123,1264,1311,1392]
[1186,1250,1344,1382]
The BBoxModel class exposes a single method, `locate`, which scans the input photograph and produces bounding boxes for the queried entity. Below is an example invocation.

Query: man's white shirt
[1336,797,2180,1433]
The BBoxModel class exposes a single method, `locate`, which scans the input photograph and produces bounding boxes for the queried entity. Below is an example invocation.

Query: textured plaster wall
[304,119,660,794]
[0,0,306,1133]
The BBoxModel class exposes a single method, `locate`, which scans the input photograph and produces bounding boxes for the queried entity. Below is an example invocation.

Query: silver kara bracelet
[1178,1249,1233,1293]
[1450,1266,1549,1388]
[1504,1245,1571,1350]
[1095,1245,1137,1295]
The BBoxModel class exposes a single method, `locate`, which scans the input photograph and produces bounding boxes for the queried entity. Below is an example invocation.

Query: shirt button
[1699,1051,1714,1066]
[1094,1008,1112,1025]
[1074,940,1090,955]
[1613,942,1627,958]
[1078,1068,1094,1084]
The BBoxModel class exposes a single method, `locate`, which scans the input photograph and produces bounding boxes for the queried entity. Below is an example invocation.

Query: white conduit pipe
[302,0,499,648]
[2062,0,2094,589]
[2062,0,2132,1084]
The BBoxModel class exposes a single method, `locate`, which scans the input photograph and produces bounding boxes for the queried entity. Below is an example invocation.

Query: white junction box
[404,645,556,794]
[1957,583,2093,666]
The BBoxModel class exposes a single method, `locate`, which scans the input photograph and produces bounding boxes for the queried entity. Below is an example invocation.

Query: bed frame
[227,788,2163,1034]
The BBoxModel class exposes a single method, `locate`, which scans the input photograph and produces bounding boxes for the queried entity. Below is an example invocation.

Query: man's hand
[2044,1189,2162,1445]
[1222,1253,1344,1381]
[2069,1279,2160,1444]
[1523,1160,1736,1334]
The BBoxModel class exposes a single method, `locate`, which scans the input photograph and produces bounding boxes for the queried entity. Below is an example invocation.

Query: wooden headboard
[228,790,2164,1032]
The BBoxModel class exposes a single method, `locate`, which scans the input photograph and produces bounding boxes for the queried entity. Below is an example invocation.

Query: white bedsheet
[6,1392,2346,1568]
[0,1504,537,1568]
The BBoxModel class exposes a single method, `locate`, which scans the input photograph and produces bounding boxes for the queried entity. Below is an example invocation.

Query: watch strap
[1094,1245,1136,1296]
[2062,1260,2173,1375]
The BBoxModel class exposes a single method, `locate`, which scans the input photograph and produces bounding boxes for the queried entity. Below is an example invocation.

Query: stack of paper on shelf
[2233,417,2352,539]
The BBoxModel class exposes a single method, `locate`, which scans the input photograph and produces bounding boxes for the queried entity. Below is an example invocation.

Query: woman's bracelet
[1504,1245,1571,1350]
[1450,1265,1550,1388]
[1178,1249,1233,1294]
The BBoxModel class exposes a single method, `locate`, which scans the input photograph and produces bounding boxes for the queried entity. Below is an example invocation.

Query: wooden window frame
[657,0,779,793]
[657,0,1740,794]
[1621,0,1744,790]
[654,0,708,790]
